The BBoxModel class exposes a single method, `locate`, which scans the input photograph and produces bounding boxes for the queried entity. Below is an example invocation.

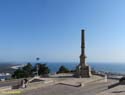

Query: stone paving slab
[97,85,125,95]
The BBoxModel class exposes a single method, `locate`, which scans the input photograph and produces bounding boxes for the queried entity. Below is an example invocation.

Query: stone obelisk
[76,29,91,78]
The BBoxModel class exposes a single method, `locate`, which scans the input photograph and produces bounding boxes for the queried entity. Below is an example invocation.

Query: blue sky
[0,0,125,63]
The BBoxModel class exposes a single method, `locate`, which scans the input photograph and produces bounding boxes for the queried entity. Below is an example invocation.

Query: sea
[1,62,125,75]
[43,62,125,74]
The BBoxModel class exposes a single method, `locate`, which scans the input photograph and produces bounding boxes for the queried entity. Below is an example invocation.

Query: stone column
[80,29,87,67]
[75,29,91,78]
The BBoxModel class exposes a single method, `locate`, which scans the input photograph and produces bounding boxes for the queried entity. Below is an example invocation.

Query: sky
[0,0,125,63]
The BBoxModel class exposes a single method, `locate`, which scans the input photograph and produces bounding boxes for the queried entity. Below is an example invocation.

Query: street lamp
[36,57,40,76]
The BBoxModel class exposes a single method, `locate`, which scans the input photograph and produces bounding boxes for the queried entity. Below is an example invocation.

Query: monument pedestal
[80,65,91,77]
[75,65,91,78]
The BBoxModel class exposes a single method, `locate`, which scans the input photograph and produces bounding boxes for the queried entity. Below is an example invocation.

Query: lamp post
[36,57,40,76]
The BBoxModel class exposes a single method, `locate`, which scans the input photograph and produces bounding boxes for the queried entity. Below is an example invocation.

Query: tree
[34,63,50,76]
[12,63,33,78]
[22,63,33,77]
[23,63,32,71]
[12,62,50,79]
[12,69,25,79]
[57,65,70,74]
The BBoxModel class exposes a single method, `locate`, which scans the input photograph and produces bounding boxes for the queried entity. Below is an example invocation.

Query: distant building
[0,73,11,81]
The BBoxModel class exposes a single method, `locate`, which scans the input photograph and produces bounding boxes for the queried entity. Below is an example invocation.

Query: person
[20,79,28,88]
[20,79,25,88]
[24,78,28,88]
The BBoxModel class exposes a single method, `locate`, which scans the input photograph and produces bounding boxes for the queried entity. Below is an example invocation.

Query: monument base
[74,65,91,78]
[80,66,91,78]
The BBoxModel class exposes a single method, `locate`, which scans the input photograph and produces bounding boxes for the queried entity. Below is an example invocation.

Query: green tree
[12,62,50,79]
[22,63,33,77]
[12,69,25,79]
[12,63,33,78]
[57,65,69,74]
[34,63,50,75]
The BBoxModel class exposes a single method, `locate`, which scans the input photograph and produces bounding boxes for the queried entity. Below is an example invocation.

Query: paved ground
[21,79,117,95]
[0,80,19,87]
[98,85,125,95]
[0,75,119,95]
[0,78,31,87]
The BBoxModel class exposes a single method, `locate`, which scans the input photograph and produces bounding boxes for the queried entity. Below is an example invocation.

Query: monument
[75,29,91,78]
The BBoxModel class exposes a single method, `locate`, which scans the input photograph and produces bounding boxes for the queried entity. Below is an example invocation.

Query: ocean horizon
[1,62,125,74]
[34,62,125,74]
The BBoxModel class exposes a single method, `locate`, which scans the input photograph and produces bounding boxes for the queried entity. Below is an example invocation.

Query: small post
[104,74,107,82]
[79,82,84,87]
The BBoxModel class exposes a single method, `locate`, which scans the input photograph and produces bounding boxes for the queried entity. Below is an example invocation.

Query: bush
[57,65,70,74]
